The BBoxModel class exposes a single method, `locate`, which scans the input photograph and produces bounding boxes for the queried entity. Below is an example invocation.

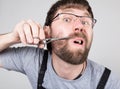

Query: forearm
[0,20,45,52]
[0,32,19,52]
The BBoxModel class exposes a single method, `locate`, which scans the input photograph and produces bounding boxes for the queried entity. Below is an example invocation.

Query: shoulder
[106,70,120,88]
[87,60,120,88]
[4,46,44,55]
[1,46,45,66]
[87,60,105,75]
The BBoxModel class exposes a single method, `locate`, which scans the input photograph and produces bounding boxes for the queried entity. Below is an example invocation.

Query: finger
[38,44,45,48]
[23,23,34,44]
[37,23,46,48]
[18,27,27,44]
[27,20,40,44]
[37,23,45,40]
[15,20,27,44]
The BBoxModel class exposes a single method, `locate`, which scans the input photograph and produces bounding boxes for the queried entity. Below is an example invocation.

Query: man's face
[48,8,93,65]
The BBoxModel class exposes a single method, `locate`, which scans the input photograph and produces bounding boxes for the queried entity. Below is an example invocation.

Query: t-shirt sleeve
[0,47,43,74]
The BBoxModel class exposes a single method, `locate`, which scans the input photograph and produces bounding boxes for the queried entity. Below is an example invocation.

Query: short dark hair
[44,0,94,26]
[44,0,94,51]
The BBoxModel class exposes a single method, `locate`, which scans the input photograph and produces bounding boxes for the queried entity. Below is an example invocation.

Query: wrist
[8,32,20,45]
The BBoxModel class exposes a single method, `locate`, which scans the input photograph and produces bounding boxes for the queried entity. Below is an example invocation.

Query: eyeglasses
[52,13,97,28]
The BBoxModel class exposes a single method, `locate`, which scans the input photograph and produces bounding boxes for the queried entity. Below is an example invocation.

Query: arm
[0,33,19,52]
[0,20,45,52]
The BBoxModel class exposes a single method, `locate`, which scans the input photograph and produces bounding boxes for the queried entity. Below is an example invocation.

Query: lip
[69,37,85,48]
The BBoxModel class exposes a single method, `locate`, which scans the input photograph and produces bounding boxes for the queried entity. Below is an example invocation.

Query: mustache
[68,32,86,39]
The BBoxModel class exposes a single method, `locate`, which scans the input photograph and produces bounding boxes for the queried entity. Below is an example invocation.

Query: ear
[43,26,51,38]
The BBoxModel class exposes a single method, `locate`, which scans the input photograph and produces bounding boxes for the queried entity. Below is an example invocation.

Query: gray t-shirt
[0,47,120,89]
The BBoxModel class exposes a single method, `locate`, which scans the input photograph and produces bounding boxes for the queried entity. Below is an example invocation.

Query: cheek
[87,29,93,47]
[51,23,72,37]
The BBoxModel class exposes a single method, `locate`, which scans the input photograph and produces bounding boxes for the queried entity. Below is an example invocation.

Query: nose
[74,28,83,32]
[73,19,84,33]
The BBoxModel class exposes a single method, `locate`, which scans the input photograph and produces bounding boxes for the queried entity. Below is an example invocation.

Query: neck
[52,53,86,80]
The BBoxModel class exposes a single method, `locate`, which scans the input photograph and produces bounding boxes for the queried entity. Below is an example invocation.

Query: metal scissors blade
[38,37,70,50]
[44,37,70,44]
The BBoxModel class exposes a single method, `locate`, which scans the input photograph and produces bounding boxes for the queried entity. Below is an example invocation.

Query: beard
[51,33,91,65]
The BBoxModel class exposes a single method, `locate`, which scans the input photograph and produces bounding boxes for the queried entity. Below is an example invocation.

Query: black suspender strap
[97,67,111,89]
[37,51,111,89]
[37,50,48,89]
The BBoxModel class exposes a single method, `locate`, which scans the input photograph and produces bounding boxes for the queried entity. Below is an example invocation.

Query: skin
[45,8,93,79]
[0,8,93,80]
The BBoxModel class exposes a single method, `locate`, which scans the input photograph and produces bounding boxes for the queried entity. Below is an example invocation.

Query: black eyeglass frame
[51,13,97,27]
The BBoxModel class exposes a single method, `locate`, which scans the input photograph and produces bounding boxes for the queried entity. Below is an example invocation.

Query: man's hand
[13,19,45,46]
[0,20,46,52]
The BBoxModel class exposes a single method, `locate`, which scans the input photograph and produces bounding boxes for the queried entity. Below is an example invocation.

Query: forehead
[56,8,90,16]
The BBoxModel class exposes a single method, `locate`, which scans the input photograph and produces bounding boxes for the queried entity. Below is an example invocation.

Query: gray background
[0,0,120,89]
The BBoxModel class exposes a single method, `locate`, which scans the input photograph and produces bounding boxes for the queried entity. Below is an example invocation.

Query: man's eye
[81,21,90,25]
[63,17,71,22]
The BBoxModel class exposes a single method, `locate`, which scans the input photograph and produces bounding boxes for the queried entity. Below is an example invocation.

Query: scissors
[35,37,70,50]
